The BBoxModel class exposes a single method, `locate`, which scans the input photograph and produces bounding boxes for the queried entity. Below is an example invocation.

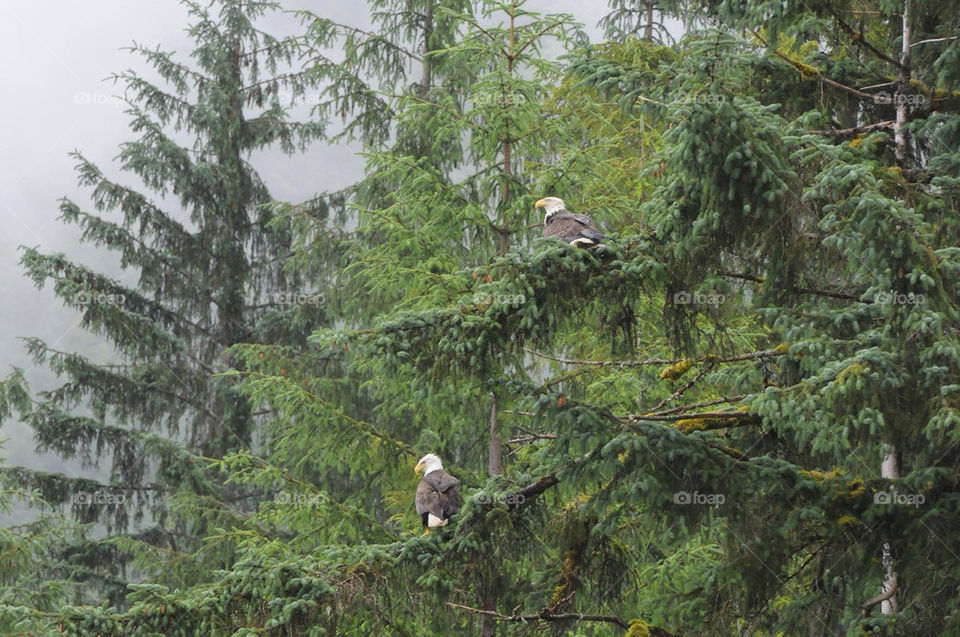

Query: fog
[0,1,610,475]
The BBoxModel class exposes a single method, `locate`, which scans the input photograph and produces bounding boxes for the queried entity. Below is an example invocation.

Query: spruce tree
[4,0,958,635]
[3,0,325,610]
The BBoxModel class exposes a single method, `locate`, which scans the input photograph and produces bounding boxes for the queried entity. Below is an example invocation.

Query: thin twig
[646,394,749,417]
[525,347,785,368]
[446,601,630,630]
[648,366,709,413]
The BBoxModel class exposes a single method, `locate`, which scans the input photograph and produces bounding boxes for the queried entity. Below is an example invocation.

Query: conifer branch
[513,19,569,58]
[719,270,869,302]
[509,473,559,506]
[648,365,710,412]
[646,394,750,417]
[826,8,904,69]
[446,601,632,630]
[525,346,786,367]
[750,30,878,101]
[809,120,895,136]
[295,12,423,61]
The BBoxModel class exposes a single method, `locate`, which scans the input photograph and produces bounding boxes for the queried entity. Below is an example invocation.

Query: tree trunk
[420,0,433,95]
[644,0,654,41]
[881,445,901,614]
[487,1,516,481]
[893,0,911,165]
[881,0,911,613]
[488,393,502,476]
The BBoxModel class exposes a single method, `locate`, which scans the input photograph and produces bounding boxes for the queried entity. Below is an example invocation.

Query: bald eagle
[536,197,603,247]
[415,453,462,531]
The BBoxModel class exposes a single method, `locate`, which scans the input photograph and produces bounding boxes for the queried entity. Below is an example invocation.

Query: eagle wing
[416,470,462,526]
[543,212,603,245]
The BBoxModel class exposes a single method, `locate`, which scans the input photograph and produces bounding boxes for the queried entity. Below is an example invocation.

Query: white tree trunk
[881,446,900,614]
[894,0,911,164]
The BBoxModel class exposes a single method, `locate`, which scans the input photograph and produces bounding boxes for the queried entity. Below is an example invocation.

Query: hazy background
[0,1,609,477]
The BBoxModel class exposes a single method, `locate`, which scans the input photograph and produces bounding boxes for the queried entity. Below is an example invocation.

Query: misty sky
[0,1,609,472]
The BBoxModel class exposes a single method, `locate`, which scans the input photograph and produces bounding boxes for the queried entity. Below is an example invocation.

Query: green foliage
[3,0,960,635]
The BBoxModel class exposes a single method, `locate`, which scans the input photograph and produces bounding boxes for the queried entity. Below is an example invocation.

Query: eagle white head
[415,453,444,475]
[535,196,567,225]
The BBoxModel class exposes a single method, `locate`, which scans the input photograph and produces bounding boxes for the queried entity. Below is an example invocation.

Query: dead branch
[510,474,559,506]
[446,601,630,630]
[809,120,895,136]
[506,433,557,445]
[627,411,760,423]
[646,394,749,417]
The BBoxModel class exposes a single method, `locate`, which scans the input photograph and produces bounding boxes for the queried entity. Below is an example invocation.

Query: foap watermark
[274,292,325,306]
[872,91,928,107]
[73,90,125,109]
[471,90,532,106]
[274,88,324,106]
[874,290,925,305]
[668,91,726,105]
[475,492,526,506]
[672,291,726,306]
[472,292,526,307]
[673,490,725,506]
[73,491,126,506]
[74,292,126,306]
[874,489,924,508]
[274,491,329,507]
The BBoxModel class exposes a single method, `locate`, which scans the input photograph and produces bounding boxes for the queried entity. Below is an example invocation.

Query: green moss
[626,619,650,637]
[798,468,844,481]
[835,362,867,384]
[837,515,858,528]
[659,359,693,381]
[674,417,708,433]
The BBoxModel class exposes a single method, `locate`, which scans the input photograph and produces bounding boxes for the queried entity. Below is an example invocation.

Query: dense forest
[1,0,959,634]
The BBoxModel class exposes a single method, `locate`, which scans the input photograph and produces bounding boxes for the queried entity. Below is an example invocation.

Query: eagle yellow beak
[414,461,424,474]
[534,198,547,208]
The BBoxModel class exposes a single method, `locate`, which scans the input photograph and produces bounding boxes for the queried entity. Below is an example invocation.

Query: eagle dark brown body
[414,453,462,529]
[536,197,603,247]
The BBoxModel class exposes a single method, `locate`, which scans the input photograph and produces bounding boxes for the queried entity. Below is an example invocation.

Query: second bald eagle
[415,453,461,532]
[536,197,603,247]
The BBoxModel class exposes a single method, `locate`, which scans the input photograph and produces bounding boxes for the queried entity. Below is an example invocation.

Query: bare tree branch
[626,411,760,424]
[809,120,895,136]
[510,474,559,506]
[446,601,631,630]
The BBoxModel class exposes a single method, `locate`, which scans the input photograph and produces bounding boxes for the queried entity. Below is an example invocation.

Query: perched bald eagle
[536,197,603,247]
[415,453,462,532]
